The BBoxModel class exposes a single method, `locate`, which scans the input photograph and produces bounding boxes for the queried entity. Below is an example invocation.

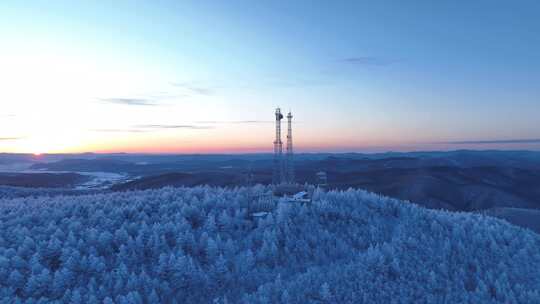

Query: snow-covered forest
[0,186,539,303]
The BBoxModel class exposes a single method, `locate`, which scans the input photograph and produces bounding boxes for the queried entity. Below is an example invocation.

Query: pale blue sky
[0,1,539,153]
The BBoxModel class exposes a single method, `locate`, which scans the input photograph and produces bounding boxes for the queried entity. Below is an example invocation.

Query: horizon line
[5,148,538,157]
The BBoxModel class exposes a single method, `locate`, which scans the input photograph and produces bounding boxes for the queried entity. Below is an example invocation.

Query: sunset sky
[1,1,539,154]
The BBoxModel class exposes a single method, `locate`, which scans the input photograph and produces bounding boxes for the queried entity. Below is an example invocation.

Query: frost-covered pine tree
[0,186,538,303]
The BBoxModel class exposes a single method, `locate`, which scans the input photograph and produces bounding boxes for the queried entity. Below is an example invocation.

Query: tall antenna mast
[273,108,284,185]
[286,111,294,184]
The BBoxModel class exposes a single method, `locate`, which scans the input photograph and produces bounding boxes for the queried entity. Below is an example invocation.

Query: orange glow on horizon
[72,140,439,154]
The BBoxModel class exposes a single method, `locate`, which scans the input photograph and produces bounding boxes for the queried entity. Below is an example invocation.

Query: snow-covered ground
[0,162,131,189]
[0,186,538,302]
[74,171,131,189]
[0,162,34,172]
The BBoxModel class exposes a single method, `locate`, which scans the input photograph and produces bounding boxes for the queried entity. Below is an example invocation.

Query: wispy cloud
[146,92,188,100]
[170,82,214,96]
[342,56,398,66]
[98,98,159,106]
[97,83,215,108]
[231,120,273,124]
[91,124,215,133]
[194,120,272,124]
[0,137,23,141]
[134,124,214,130]
[440,139,540,145]
[90,129,149,133]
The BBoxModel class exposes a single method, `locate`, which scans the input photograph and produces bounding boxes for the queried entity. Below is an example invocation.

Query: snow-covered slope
[0,186,539,303]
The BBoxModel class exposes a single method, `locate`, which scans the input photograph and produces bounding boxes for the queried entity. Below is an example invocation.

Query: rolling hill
[0,186,539,303]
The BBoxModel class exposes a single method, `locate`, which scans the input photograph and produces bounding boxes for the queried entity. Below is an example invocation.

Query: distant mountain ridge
[0,172,89,188]
[3,150,540,231]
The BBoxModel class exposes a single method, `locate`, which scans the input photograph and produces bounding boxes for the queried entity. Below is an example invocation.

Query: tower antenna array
[273,108,284,184]
[286,111,295,184]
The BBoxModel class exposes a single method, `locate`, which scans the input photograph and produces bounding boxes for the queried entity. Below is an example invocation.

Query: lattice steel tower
[286,111,295,184]
[273,108,284,184]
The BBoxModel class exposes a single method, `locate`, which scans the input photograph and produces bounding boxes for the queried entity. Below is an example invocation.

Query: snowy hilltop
[0,186,539,303]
